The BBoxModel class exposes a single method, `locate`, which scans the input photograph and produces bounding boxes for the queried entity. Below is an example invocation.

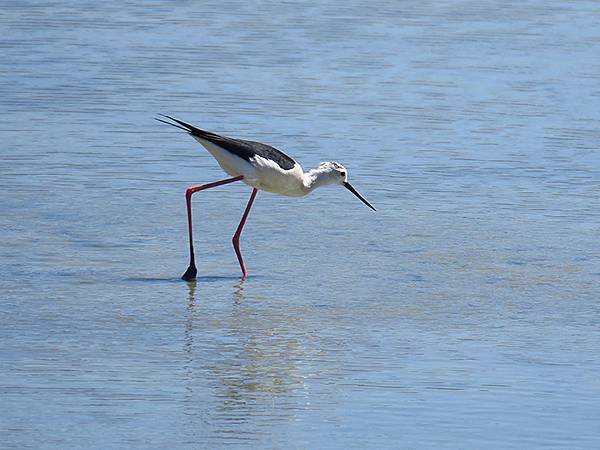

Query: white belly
[246,155,306,196]
[194,137,307,197]
[193,137,256,178]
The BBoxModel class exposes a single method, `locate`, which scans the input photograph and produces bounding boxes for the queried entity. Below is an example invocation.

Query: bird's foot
[181,264,197,281]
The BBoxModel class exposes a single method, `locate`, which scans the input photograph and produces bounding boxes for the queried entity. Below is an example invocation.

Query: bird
[155,114,376,281]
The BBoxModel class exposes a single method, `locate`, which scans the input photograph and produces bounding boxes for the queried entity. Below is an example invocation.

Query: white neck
[302,166,337,194]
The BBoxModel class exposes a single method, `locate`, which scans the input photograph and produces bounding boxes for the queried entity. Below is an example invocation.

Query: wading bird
[156,115,376,281]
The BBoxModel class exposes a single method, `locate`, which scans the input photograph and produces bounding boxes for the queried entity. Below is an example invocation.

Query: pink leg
[182,175,244,281]
[232,188,258,278]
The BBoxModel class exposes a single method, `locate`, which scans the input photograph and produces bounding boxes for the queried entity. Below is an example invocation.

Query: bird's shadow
[125,275,264,284]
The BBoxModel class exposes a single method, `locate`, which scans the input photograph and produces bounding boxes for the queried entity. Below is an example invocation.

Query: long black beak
[343,182,376,211]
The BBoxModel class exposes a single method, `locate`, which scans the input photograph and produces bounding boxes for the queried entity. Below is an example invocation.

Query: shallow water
[1,1,600,448]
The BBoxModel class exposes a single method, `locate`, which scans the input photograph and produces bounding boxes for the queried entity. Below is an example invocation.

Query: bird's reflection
[233,278,245,304]
[181,277,307,434]
[183,280,197,420]
[184,280,196,356]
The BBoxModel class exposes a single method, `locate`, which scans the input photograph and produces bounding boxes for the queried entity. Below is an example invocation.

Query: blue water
[1,1,600,448]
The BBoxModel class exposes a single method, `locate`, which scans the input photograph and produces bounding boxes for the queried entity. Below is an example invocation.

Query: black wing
[156,115,297,171]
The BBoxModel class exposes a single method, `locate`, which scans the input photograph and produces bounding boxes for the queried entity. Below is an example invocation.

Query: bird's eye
[340,171,346,177]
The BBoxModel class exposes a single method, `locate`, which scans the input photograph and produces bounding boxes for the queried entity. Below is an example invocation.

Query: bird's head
[318,161,348,183]
[318,161,376,211]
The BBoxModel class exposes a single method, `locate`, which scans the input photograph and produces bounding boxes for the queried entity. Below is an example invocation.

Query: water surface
[1,1,599,448]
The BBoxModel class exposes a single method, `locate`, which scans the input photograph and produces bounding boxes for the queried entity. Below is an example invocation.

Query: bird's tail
[154,114,215,139]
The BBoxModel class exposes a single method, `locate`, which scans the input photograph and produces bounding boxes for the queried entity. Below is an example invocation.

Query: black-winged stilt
[156,114,376,281]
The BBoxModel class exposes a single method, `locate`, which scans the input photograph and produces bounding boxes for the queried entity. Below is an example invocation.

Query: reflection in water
[233,279,245,304]
[184,279,196,364]
[183,280,197,424]
[181,279,307,443]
